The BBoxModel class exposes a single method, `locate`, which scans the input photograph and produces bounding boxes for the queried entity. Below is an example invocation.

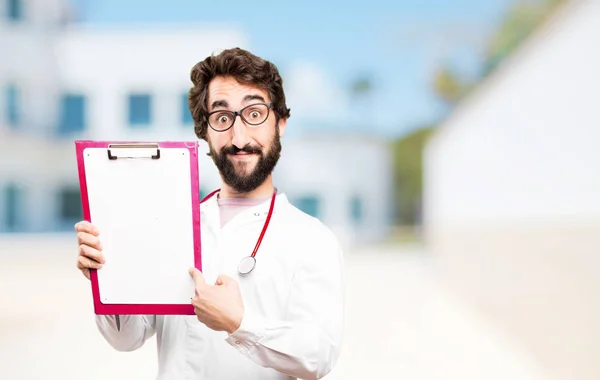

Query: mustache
[221,145,262,155]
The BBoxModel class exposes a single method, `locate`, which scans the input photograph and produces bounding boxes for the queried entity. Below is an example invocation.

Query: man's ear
[278,117,287,138]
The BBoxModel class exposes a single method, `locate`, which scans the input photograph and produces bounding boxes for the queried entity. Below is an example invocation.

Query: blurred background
[1,0,599,379]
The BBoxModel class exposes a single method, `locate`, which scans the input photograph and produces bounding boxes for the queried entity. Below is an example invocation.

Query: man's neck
[218,176,275,199]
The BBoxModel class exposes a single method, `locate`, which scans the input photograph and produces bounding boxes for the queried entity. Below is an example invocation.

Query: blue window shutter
[350,196,363,224]
[7,0,23,21]
[200,187,209,201]
[295,195,320,218]
[5,84,19,127]
[182,93,193,125]
[3,183,22,232]
[59,94,86,134]
[128,94,152,127]
[58,188,82,221]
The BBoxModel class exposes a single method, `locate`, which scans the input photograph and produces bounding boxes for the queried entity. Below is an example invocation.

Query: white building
[0,0,392,246]
[424,1,600,379]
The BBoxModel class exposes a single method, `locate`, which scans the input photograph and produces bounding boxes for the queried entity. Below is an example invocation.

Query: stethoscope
[200,188,277,276]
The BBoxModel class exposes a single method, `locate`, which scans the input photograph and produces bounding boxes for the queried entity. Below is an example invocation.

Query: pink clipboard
[75,141,201,315]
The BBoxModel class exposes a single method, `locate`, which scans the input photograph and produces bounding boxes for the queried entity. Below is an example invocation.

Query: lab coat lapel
[200,192,221,232]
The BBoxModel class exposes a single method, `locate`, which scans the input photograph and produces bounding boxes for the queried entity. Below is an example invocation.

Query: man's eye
[218,115,230,123]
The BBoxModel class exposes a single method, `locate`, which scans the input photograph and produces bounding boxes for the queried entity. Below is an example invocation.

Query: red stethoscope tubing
[200,188,277,259]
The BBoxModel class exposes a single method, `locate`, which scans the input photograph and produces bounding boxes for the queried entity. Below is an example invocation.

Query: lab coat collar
[200,190,289,229]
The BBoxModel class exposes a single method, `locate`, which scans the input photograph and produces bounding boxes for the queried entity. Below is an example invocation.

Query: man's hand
[189,268,244,334]
[74,221,105,280]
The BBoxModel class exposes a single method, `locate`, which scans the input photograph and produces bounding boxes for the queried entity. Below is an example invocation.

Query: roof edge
[428,0,585,145]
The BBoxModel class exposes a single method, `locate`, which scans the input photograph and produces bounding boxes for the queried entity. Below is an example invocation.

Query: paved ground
[0,234,548,379]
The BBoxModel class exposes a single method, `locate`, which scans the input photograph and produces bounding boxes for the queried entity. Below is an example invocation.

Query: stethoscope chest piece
[238,256,256,276]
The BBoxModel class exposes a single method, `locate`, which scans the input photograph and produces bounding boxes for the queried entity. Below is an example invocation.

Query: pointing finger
[189,267,207,287]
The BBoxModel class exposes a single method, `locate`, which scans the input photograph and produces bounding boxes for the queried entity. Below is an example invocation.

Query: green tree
[348,74,374,129]
[431,0,567,105]
[432,65,472,107]
[350,75,373,97]
[482,0,567,75]
[391,126,435,225]
[391,1,568,226]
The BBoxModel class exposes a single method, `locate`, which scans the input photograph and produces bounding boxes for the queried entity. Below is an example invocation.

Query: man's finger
[189,267,207,287]
[74,221,99,236]
[79,244,105,264]
[77,232,103,251]
[77,255,103,270]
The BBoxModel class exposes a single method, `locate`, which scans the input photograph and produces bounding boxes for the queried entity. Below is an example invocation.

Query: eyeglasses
[206,103,273,132]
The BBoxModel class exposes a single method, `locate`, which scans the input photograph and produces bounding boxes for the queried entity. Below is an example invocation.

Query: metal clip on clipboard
[107,143,161,160]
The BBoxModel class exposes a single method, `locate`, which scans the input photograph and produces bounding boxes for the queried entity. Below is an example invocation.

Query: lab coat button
[235,341,241,345]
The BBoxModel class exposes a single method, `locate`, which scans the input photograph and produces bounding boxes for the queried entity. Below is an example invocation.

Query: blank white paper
[83,146,196,305]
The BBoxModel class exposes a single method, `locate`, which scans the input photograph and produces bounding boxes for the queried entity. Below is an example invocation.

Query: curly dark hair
[188,47,291,141]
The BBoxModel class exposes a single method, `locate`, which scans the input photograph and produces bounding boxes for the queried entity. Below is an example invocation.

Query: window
[295,195,320,218]
[128,93,152,127]
[5,84,19,127]
[181,92,193,125]
[59,94,86,134]
[350,196,363,224]
[200,187,210,201]
[58,188,82,221]
[7,0,23,22]
[3,183,23,232]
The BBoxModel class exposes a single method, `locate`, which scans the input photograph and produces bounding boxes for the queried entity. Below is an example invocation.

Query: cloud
[283,61,350,123]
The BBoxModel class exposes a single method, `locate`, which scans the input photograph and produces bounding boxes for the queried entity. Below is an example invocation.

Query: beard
[208,128,281,193]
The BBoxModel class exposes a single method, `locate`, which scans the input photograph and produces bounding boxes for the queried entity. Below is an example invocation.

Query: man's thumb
[215,274,230,286]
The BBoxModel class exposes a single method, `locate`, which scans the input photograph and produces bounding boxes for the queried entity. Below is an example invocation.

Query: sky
[70,0,517,140]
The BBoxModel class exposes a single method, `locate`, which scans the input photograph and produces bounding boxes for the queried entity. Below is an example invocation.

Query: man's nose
[231,114,251,149]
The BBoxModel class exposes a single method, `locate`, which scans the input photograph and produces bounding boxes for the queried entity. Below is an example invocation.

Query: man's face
[205,76,287,193]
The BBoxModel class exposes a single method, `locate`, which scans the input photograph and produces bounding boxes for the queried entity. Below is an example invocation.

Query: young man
[74,48,345,380]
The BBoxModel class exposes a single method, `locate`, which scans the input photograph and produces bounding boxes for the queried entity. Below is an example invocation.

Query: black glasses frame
[206,102,274,132]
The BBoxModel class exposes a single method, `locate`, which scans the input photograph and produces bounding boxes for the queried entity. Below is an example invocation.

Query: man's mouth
[229,151,258,160]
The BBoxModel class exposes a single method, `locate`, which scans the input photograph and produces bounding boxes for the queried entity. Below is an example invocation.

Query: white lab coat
[95,192,345,380]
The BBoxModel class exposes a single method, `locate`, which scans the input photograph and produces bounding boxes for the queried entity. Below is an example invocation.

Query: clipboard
[75,141,201,315]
